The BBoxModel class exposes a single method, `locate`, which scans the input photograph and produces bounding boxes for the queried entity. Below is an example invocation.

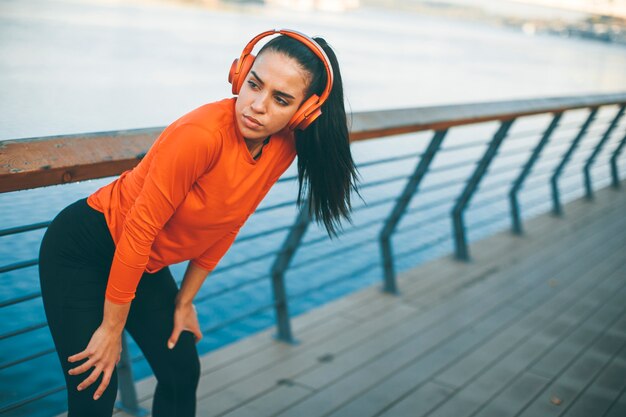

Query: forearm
[176,262,212,306]
[101,299,131,333]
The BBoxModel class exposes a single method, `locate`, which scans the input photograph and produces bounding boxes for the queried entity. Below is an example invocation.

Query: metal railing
[1,92,625,416]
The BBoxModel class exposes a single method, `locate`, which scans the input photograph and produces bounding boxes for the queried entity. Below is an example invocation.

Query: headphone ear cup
[289,94,321,130]
[229,54,256,95]
[297,108,322,130]
[228,58,238,90]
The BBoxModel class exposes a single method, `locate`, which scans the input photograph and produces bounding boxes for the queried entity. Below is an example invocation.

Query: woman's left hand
[167,302,203,349]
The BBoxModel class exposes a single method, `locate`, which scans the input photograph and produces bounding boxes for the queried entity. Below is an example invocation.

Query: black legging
[38,198,200,417]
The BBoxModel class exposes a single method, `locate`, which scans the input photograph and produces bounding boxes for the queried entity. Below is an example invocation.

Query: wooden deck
[104,181,625,417]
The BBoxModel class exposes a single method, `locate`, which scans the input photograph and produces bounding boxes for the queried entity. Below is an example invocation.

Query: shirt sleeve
[190,224,242,271]
[106,123,216,304]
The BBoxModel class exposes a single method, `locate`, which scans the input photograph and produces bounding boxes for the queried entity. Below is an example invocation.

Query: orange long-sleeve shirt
[87,97,296,304]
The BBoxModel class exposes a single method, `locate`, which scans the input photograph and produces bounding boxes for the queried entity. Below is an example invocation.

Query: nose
[251,93,268,114]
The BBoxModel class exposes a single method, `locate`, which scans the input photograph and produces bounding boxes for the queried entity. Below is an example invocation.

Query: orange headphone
[228,29,334,131]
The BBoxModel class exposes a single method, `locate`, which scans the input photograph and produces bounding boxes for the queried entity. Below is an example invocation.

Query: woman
[38,29,359,417]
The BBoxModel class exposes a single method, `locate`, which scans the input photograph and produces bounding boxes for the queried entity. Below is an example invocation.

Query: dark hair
[258,34,361,238]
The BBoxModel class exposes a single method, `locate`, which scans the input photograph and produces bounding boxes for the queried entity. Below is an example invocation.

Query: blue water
[1,0,626,415]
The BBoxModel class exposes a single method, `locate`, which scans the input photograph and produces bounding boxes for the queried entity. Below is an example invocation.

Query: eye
[275,96,288,106]
[247,80,258,89]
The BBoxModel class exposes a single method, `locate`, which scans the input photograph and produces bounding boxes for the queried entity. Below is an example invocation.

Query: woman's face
[235,51,311,141]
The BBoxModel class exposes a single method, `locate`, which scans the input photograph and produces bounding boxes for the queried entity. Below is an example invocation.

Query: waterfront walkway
[90,181,626,417]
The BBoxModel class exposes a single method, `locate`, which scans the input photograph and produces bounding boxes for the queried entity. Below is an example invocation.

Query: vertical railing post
[584,105,625,199]
[452,119,515,261]
[509,113,562,235]
[115,333,148,416]
[551,107,598,215]
[269,203,310,344]
[610,130,626,189]
[379,129,448,294]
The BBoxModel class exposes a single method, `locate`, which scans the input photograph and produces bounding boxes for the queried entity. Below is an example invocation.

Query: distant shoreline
[360,0,626,47]
[142,0,626,47]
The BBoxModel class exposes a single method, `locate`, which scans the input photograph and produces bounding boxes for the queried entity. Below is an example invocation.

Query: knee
[161,334,201,390]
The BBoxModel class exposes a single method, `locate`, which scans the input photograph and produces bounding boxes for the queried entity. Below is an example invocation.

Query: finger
[93,368,113,400]
[77,367,102,392]
[168,327,181,350]
[192,327,203,343]
[68,357,96,376]
[68,349,91,363]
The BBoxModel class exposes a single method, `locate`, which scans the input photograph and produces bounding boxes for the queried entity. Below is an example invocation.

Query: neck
[245,135,271,158]
[244,137,261,149]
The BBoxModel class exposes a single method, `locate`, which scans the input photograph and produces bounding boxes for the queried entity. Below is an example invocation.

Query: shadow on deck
[106,181,626,417]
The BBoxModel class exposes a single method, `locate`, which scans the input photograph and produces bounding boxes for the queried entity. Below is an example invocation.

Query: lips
[243,114,262,127]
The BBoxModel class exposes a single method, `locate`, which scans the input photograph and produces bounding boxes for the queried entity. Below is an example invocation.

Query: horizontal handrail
[406,194,454,215]
[395,233,451,260]
[2,93,625,193]
[0,221,50,237]
[287,259,380,301]
[0,259,38,274]
[357,152,423,169]
[348,93,626,140]
[394,210,447,236]
[360,174,408,189]
[442,139,490,151]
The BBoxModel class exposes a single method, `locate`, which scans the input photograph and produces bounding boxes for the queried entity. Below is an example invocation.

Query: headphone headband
[229,29,335,130]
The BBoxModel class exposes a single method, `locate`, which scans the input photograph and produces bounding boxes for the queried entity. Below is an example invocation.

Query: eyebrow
[250,71,296,100]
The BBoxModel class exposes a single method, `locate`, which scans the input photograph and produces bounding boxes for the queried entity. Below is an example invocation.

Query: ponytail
[259,35,361,238]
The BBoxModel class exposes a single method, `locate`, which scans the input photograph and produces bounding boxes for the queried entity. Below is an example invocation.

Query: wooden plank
[433,235,626,390]
[518,311,626,416]
[604,386,626,417]
[194,303,420,416]
[476,280,623,417]
[382,237,620,414]
[529,273,626,379]
[320,304,522,417]
[424,262,626,417]
[266,208,626,417]
[376,382,454,417]
[562,348,626,416]
[319,221,626,417]
[217,384,314,417]
[470,372,551,417]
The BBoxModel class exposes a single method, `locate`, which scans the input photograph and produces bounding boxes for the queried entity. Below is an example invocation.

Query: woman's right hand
[67,324,123,400]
